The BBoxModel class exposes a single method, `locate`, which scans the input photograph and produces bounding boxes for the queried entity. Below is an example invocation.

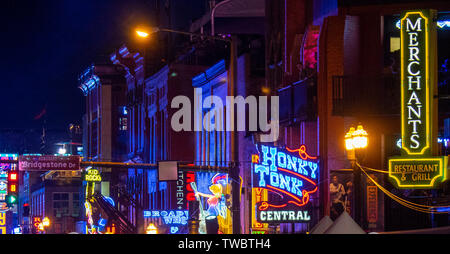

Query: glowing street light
[134,26,230,42]
[42,217,50,227]
[345,124,368,151]
[136,30,150,38]
[58,147,67,155]
[344,124,368,228]
[146,223,158,234]
[135,27,161,39]
[345,127,356,151]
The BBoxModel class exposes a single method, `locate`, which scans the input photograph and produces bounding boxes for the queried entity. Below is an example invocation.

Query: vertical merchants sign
[389,9,448,189]
[400,10,436,155]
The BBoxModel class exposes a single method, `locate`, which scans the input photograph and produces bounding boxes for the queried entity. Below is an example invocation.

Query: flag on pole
[34,105,47,120]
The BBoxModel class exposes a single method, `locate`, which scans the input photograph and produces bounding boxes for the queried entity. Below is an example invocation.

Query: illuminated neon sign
[252,145,318,223]
[191,172,232,234]
[400,10,434,155]
[0,154,17,212]
[143,210,189,225]
[389,157,447,188]
[143,210,189,234]
[396,19,450,29]
[0,213,5,234]
[85,169,102,182]
[388,10,447,189]
[175,170,196,210]
[251,187,268,232]
[176,170,185,209]
[32,217,42,233]
[396,138,450,149]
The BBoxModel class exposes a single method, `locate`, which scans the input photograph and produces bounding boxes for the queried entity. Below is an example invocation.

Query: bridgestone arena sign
[19,155,80,171]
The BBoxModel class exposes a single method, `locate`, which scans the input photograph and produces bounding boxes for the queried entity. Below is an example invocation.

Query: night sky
[0,0,156,130]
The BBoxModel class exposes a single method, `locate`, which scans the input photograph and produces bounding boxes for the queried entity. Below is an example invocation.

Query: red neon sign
[8,173,17,181]
[285,145,317,160]
[33,217,42,233]
[185,171,196,208]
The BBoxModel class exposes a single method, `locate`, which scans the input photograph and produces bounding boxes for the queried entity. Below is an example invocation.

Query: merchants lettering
[403,14,427,152]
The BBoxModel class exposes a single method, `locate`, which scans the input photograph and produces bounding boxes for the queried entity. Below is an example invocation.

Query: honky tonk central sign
[252,144,318,224]
[389,9,448,189]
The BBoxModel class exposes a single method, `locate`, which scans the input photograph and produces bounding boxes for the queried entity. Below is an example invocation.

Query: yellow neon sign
[85,169,102,182]
[388,157,447,188]
[251,188,268,230]
[400,11,431,155]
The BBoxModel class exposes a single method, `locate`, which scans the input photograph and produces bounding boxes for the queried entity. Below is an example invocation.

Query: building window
[72,193,80,217]
[119,117,128,131]
[53,193,69,218]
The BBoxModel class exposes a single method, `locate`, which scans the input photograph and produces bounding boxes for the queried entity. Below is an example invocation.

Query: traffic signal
[6,170,18,206]
[6,194,17,206]
[23,203,30,217]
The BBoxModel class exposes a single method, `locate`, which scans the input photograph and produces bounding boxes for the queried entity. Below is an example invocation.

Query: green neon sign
[389,157,447,188]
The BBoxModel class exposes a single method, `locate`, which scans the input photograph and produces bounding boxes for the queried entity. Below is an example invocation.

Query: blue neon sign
[252,145,319,223]
[143,210,189,225]
[254,145,318,197]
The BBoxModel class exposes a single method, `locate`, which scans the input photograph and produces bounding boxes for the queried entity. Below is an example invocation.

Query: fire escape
[89,192,137,234]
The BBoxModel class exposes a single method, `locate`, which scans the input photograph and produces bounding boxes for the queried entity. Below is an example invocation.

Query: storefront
[144,170,233,234]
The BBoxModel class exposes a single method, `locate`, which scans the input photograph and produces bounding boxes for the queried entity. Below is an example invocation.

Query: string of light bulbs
[356,162,450,214]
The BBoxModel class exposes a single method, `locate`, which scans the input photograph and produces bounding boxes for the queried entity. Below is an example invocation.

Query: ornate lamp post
[133,25,241,234]
[345,124,368,227]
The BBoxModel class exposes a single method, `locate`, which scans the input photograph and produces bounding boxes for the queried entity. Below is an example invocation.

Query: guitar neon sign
[252,145,318,223]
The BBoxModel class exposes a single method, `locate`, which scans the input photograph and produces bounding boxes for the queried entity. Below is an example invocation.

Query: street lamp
[132,25,240,234]
[134,26,231,42]
[345,124,368,228]
[37,217,51,234]
[146,223,158,234]
[42,217,50,227]
[136,30,150,38]
[345,124,368,151]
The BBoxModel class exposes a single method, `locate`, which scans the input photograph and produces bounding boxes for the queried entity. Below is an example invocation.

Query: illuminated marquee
[32,217,42,233]
[388,10,447,189]
[143,210,189,234]
[175,171,196,210]
[85,169,102,182]
[389,157,447,188]
[191,172,232,234]
[0,213,5,234]
[400,10,434,155]
[143,210,189,225]
[252,145,318,223]
[251,187,268,233]
[176,170,185,209]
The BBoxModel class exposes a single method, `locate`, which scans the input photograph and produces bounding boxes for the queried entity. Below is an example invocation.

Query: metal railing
[332,75,400,116]
[278,77,317,123]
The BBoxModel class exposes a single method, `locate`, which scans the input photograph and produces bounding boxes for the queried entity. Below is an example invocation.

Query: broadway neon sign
[252,145,318,223]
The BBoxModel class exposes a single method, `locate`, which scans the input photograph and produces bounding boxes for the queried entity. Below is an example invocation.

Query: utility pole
[229,35,241,234]
[352,160,362,227]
